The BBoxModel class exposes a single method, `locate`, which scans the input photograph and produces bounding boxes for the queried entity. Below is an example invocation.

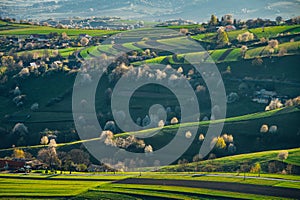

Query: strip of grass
[251,25,300,39]
[17,47,82,58]
[74,191,140,200]
[134,40,300,65]
[191,32,215,41]
[122,42,142,51]
[210,48,228,61]
[162,147,300,172]
[246,41,300,58]
[192,25,300,43]
[223,48,241,61]
[95,183,287,200]
[0,26,119,36]
[0,178,105,197]
[98,44,120,55]
[163,24,203,29]
[131,173,300,189]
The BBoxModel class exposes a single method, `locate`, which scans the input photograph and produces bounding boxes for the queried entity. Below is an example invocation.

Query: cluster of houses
[0,158,114,173]
[252,89,289,104]
[39,16,145,30]
[156,18,197,27]
[0,159,43,172]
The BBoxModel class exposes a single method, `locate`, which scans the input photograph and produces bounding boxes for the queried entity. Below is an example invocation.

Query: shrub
[265,99,283,111]
[278,150,288,161]
[252,57,263,66]
[76,164,87,172]
[12,148,25,159]
[222,134,234,143]
[250,163,261,176]
[179,28,189,35]
[278,47,287,56]
[185,131,192,139]
[40,136,49,145]
[170,117,179,124]
[158,120,164,127]
[12,123,28,135]
[100,130,115,146]
[228,143,236,153]
[144,145,153,153]
[30,103,39,111]
[177,67,183,73]
[80,37,89,46]
[237,32,254,42]
[199,134,205,141]
[268,39,279,49]
[260,124,269,133]
[269,125,278,133]
[104,121,116,133]
[142,115,150,127]
[240,45,248,58]
[211,137,226,149]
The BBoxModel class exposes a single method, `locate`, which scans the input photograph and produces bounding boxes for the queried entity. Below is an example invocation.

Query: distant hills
[1,0,300,22]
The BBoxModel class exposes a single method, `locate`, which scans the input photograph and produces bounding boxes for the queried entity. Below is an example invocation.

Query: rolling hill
[1,0,300,22]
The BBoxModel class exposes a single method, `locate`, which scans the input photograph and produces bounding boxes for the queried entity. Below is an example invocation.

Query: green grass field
[132,40,300,65]
[191,25,300,43]
[17,47,82,58]
[162,147,300,172]
[0,20,119,36]
[250,25,300,39]
[0,178,106,198]
[0,172,298,199]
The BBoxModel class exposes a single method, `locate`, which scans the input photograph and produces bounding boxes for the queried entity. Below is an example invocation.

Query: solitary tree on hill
[209,14,218,26]
[217,29,229,46]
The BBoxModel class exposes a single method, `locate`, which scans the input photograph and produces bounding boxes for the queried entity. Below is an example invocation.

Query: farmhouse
[254,89,277,97]
[0,159,25,170]
[29,34,49,42]
[79,34,92,39]
[252,89,278,104]
[222,14,234,25]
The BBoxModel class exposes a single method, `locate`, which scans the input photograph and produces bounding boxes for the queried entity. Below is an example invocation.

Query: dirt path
[115,178,300,199]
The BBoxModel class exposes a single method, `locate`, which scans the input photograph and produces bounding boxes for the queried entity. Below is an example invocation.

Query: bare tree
[278,47,287,56]
[252,56,263,66]
[240,162,250,180]
[38,139,60,171]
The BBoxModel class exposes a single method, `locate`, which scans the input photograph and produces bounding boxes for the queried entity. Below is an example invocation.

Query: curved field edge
[161,147,300,172]
[132,41,300,65]
[0,106,298,152]
[79,183,290,200]
[0,171,298,199]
